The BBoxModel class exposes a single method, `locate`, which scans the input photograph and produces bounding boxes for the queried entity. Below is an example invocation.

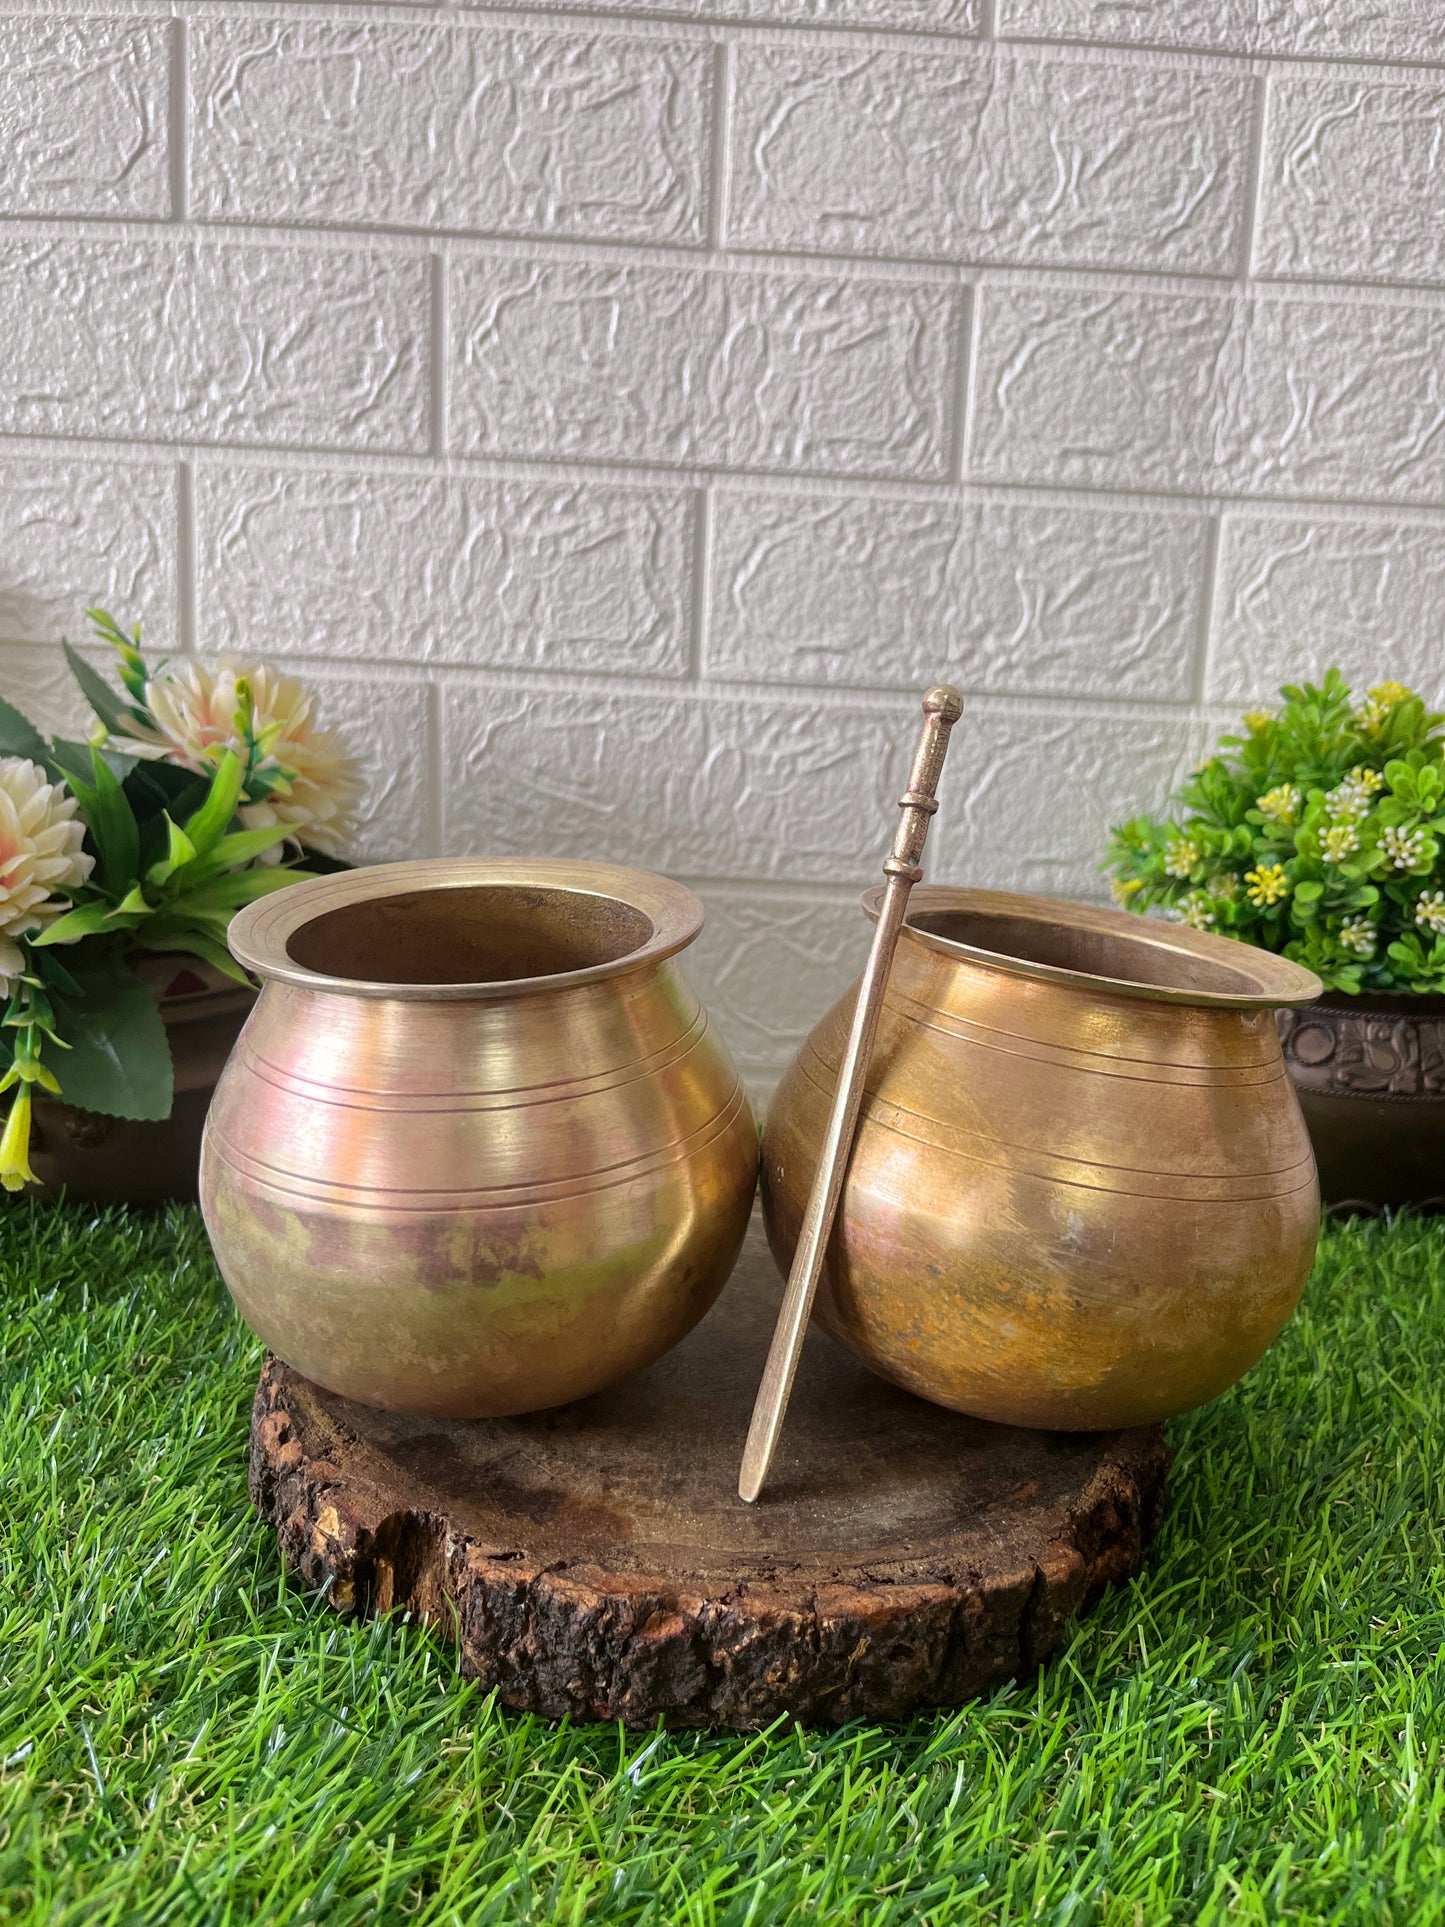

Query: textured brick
[728,45,1250,276]
[996,0,1445,63]
[298,671,433,865]
[1231,298,1445,505]
[686,888,864,1084]
[0,237,429,454]
[197,468,692,677]
[0,644,100,744]
[443,684,923,881]
[968,284,1243,494]
[1256,75,1445,290]
[451,258,959,480]
[1210,513,1445,703]
[708,489,1207,700]
[0,16,170,219]
[192,18,711,248]
[443,681,1193,900]
[971,283,1445,507]
[930,706,1196,901]
[0,458,176,652]
[460,0,978,30]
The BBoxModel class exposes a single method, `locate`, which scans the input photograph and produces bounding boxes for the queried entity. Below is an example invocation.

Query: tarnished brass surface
[201,859,759,1417]
[762,888,1322,1431]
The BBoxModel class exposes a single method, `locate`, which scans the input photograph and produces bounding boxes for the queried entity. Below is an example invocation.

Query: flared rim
[862,884,1323,1010]
[229,858,704,1001]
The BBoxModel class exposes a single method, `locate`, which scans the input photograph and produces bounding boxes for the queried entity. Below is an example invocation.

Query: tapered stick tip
[923,686,964,724]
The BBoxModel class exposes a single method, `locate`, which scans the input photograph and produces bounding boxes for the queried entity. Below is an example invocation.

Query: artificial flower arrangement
[0,610,358,1191]
[1105,670,1445,995]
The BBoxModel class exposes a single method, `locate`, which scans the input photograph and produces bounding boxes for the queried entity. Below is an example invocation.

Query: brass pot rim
[862,884,1322,1010]
[228,857,705,1002]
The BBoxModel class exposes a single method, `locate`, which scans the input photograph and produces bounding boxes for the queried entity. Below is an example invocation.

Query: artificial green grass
[2,1204,1445,1927]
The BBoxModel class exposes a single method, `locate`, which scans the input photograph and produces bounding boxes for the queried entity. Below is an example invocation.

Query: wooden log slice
[250,1218,1169,1729]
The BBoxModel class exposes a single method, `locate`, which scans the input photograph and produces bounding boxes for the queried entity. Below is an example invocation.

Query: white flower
[1170,891,1215,930]
[1338,916,1376,958]
[1381,824,1431,871]
[117,661,360,860]
[1321,823,1361,863]
[0,758,95,989]
[1416,890,1445,936]
[1163,837,1202,879]
[1324,780,1371,825]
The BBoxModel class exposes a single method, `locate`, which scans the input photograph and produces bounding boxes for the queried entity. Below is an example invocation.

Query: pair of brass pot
[202,863,1321,1431]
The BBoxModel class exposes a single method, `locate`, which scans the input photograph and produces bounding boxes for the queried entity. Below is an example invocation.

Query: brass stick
[738,685,963,1504]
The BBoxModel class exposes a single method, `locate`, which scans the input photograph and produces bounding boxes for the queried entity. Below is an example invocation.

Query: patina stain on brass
[762,888,1322,1431]
[201,858,760,1417]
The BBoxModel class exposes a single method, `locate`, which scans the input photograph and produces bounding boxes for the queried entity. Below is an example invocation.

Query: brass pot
[762,887,1322,1431]
[201,859,759,1417]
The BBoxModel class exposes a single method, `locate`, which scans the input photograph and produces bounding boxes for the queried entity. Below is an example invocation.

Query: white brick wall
[2,5,1442,1093]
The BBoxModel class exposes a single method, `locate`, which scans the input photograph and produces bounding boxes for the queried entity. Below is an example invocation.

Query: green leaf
[108,884,152,919]
[179,750,247,859]
[177,867,312,914]
[125,758,209,825]
[178,823,293,886]
[85,746,141,892]
[235,763,291,802]
[49,957,173,1121]
[147,816,198,887]
[29,949,82,997]
[133,929,253,988]
[46,740,100,813]
[62,640,142,737]
[30,900,126,947]
[86,606,152,707]
[0,695,51,764]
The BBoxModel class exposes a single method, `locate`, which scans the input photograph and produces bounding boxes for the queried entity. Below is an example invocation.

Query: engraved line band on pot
[794,1053,1315,1202]
[207,1080,753,1214]
[798,1044,1310,1183]
[236,1004,713,1113]
[886,984,1288,1082]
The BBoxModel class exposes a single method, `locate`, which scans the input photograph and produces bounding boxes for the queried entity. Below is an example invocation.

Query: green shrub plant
[1106,672,1445,995]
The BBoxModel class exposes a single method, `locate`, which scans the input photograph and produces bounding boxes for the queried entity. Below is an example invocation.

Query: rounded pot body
[762,888,1322,1430]
[201,859,759,1417]
[1279,992,1445,1212]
